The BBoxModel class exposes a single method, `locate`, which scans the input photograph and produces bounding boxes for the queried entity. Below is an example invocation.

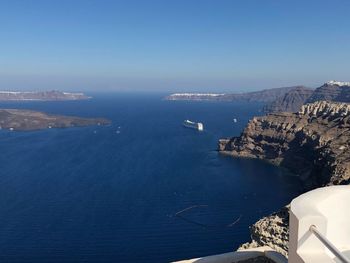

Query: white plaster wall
[289,186,350,263]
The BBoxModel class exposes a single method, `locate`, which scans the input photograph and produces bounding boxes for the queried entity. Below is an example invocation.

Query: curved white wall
[289,186,350,263]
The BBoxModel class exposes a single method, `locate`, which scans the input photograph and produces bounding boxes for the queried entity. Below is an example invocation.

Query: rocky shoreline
[238,206,290,257]
[219,100,350,188]
[219,100,350,256]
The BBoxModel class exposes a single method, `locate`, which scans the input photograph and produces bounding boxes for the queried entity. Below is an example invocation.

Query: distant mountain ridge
[219,86,297,103]
[165,86,296,103]
[167,80,350,114]
[0,90,90,101]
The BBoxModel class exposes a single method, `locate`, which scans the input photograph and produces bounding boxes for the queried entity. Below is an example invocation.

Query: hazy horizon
[1,0,349,93]
[0,74,326,94]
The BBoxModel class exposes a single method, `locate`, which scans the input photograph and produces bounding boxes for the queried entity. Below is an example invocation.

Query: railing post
[309,225,350,263]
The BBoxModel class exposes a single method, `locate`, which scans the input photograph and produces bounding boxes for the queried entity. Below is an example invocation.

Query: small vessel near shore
[183,120,204,131]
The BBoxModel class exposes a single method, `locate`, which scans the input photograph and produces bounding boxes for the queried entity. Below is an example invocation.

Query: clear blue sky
[0,0,349,92]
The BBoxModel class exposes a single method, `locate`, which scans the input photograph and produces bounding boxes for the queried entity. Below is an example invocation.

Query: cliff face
[261,81,350,113]
[263,86,313,113]
[220,101,350,254]
[306,81,350,103]
[220,101,350,188]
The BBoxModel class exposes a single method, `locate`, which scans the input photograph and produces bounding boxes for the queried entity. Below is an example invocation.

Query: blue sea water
[0,93,302,262]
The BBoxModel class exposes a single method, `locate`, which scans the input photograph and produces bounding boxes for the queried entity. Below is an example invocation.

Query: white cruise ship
[183,120,203,131]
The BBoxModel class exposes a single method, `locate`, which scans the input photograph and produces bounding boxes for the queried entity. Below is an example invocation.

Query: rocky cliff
[306,80,350,103]
[263,86,313,113]
[220,100,350,188]
[239,206,290,257]
[254,80,350,113]
[219,101,350,255]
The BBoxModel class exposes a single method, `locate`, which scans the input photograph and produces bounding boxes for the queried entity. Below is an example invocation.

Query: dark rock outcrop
[0,109,110,131]
[239,206,290,257]
[263,86,313,113]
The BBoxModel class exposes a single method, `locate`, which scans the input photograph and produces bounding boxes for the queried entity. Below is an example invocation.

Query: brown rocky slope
[219,101,350,256]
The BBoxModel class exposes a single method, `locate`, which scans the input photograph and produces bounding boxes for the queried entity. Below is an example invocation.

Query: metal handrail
[309,225,350,263]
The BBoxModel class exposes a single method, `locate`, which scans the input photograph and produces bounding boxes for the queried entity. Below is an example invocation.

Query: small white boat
[183,120,203,131]
[233,118,237,123]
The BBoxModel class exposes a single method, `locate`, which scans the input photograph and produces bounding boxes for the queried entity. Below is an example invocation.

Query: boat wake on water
[174,205,242,229]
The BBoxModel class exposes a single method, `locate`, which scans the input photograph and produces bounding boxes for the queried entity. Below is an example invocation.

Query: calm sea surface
[0,93,302,262]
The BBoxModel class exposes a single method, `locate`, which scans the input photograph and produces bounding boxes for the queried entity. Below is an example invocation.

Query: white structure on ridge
[169,93,225,97]
[326,80,350,87]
